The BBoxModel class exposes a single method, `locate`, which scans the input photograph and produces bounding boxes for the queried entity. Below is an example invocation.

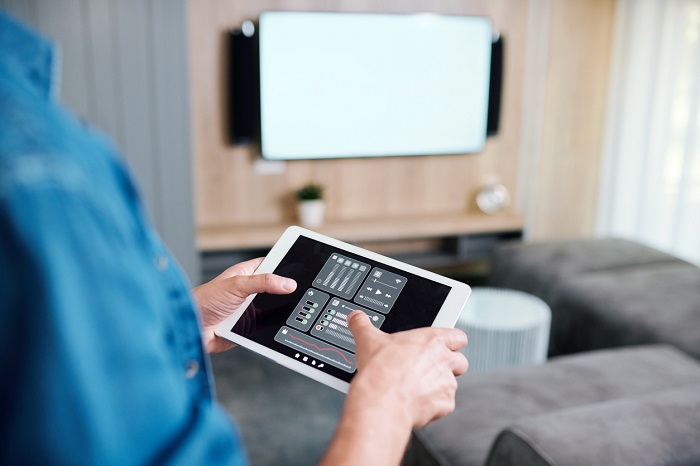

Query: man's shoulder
[0,72,121,199]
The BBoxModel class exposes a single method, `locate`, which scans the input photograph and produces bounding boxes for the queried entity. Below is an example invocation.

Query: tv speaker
[228,21,259,144]
[487,35,504,136]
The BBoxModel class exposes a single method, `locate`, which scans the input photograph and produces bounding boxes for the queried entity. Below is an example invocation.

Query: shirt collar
[0,10,59,101]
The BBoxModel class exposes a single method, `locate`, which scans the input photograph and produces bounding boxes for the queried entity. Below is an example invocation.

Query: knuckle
[445,398,456,416]
[428,333,444,348]
[434,398,456,421]
[262,273,275,287]
[226,275,243,289]
[347,312,361,329]
[448,374,458,389]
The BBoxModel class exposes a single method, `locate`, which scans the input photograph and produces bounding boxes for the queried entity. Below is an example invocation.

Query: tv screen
[258,12,493,160]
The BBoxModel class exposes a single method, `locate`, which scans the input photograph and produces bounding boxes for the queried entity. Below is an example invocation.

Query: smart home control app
[313,254,370,298]
[233,235,450,383]
[356,268,407,313]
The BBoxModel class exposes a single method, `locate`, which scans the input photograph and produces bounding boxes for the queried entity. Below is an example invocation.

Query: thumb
[225,273,297,297]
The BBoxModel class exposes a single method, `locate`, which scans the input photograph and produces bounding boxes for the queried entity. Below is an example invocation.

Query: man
[0,11,468,464]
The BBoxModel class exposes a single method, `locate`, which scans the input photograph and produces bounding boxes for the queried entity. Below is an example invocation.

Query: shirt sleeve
[0,152,247,465]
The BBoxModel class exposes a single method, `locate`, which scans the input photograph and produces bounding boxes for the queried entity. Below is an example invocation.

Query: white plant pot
[298,200,325,228]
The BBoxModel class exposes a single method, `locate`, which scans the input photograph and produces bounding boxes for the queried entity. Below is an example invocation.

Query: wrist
[192,285,233,354]
[322,376,412,466]
[346,370,414,434]
[201,326,216,352]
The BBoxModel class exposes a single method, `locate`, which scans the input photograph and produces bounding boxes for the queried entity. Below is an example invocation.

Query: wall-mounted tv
[256,11,493,160]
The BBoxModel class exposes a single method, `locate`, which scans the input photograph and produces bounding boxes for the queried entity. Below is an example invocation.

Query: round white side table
[457,287,551,373]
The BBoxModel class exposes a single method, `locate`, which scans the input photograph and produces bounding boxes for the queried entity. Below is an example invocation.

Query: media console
[199,213,523,283]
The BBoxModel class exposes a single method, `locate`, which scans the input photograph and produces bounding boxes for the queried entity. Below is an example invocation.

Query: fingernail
[282,278,296,291]
[349,310,369,323]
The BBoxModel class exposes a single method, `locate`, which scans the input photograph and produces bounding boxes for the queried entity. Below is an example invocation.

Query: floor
[211,347,346,465]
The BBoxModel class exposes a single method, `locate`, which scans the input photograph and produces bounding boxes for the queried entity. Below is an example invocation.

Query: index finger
[347,310,382,343]
[400,326,468,351]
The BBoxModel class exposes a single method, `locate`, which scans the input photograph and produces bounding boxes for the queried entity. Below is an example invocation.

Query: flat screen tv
[258,11,493,160]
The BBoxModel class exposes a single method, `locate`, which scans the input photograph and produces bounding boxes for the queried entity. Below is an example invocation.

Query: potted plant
[295,183,325,228]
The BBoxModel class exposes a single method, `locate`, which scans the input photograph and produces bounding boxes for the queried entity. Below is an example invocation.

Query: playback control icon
[354,267,407,314]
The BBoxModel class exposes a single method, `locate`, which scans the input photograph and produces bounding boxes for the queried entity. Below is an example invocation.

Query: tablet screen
[231,235,451,383]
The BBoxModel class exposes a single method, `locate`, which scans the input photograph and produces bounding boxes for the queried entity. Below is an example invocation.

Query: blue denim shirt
[0,12,245,464]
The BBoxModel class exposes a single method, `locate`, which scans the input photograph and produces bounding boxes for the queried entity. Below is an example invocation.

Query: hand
[348,310,469,429]
[320,311,468,466]
[193,258,297,354]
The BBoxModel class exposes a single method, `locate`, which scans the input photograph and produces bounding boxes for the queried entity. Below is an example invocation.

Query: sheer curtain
[598,0,700,265]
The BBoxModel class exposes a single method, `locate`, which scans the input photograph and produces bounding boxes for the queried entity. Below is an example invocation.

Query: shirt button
[185,359,199,379]
[154,254,169,271]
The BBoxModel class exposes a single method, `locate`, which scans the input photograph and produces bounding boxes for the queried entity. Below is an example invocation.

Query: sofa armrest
[486,384,700,466]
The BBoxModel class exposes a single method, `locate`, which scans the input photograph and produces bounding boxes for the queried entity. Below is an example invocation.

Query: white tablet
[215,226,471,393]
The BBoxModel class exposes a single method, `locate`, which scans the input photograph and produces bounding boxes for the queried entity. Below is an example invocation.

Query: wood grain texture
[188,0,616,249]
[188,0,529,247]
[199,212,525,251]
[533,0,616,239]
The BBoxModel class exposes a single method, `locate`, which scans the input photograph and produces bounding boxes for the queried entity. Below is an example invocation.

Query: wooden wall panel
[188,0,529,243]
[533,0,617,239]
[2,0,618,267]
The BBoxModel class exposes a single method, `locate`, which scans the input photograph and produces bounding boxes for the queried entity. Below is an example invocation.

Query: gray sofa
[489,238,700,360]
[405,238,700,466]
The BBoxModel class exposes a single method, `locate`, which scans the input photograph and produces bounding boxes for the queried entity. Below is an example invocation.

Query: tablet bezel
[214,225,471,393]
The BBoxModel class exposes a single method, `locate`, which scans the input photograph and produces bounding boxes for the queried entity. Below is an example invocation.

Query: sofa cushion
[489,238,681,300]
[405,345,700,466]
[486,384,700,466]
[549,261,700,359]
[488,238,700,357]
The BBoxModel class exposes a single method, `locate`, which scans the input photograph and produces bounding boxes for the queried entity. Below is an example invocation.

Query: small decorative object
[296,183,325,228]
[476,176,511,214]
